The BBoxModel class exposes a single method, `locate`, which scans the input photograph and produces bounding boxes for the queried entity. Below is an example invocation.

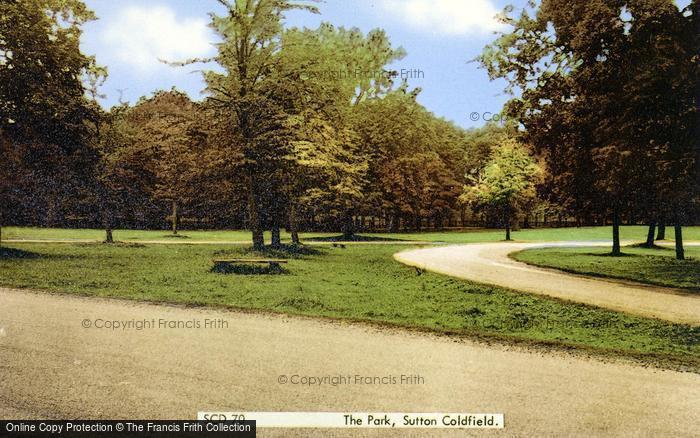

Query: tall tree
[1,0,101,232]
[352,87,469,232]
[191,0,321,250]
[478,0,697,257]
[279,23,406,240]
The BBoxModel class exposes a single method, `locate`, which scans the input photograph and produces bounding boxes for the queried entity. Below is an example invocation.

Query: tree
[478,0,697,257]
[278,23,406,240]
[1,0,101,232]
[190,0,321,250]
[462,139,543,241]
[91,104,142,243]
[0,134,23,248]
[350,87,469,233]
[284,113,367,243]
[129,90,204,235]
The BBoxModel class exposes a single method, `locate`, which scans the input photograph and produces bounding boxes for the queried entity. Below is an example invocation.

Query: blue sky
[81,0,519,129]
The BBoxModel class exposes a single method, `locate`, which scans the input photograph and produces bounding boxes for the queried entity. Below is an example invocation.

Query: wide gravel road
[394,242,700,325]
[1,288,698,437]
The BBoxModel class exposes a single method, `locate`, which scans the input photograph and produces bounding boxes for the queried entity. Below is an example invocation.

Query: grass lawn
[370,225,700,243]
[1,227,338,242]
[4,225,700,244]
[513,246,700,292]
[0,242,698,370]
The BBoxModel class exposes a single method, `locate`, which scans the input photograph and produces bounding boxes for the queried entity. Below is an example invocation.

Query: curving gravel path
[394,242,700,325]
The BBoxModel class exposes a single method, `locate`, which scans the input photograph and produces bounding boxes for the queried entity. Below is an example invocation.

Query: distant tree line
[1,0,697,256]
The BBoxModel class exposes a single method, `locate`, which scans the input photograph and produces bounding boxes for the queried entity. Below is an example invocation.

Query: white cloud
[101,5,213,73]
[382,0,504,36]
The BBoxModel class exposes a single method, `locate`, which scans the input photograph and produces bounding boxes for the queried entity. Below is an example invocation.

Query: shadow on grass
[75,242,147,248]
[161,234,191,239]
[0,247,42,259]
[593,252,635,257]
[306,234,408,242]
[635,257,700,290]
[215,244,323,260]
[628,243,671,250]
[211,244,321,274]
[112,242,147,248]
[211,263,288,275]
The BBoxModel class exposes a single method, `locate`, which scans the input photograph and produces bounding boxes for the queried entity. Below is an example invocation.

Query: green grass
[370,226,700,243]
[513,246,700,292]
[4,225,700,244]
[1,227,339,242]
[0,242,698,370]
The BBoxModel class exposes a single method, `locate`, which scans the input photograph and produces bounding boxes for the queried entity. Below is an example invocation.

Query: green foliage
[463,138,543,207]
[478,0,698,233]
[274,23,408,235]
[462,138,543,237]
[0,242,698,370]
[196,0,326,247]
[4,0,696,240]
[197,5,414,240]
[0,0,100,145]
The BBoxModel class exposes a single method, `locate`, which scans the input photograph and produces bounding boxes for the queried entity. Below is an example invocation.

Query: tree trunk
[674,221,685,261]
[101,201,114,244]
[611,209,621,256]
[271,222,281,249]
[289,203,300,245]
[103,214,114,244]
[247,176,264,250]
[504,204,511,241]
[171,200,178,235]
[656,223,666,240]
[644,221,656,248]
[390,209,400,232]
[342,210,354,240]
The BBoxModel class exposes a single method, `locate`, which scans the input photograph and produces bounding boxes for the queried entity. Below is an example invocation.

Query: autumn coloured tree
[128,90,205,235]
